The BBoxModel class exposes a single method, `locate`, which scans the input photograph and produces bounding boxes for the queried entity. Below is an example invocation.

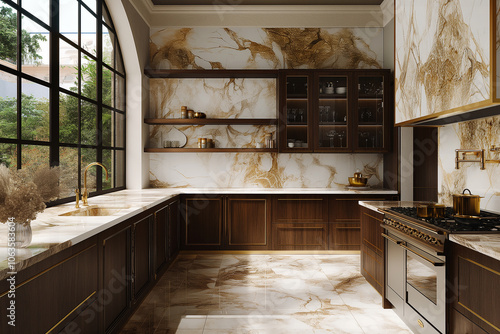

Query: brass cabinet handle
[399,243,444,267]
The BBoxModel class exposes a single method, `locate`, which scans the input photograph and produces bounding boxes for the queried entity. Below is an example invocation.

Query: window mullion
[50,0,60,168]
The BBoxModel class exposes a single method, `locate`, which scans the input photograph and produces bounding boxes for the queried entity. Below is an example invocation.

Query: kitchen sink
[59,205,130,217]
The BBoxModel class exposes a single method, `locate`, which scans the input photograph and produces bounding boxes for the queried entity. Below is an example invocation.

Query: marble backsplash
[150,153,383,189]
[395,0,490,124]
[149,27,383,70]
[438,115,500,213]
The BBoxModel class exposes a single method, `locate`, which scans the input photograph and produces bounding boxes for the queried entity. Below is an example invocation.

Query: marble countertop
[449,234,500,262]
[0,187,397,280]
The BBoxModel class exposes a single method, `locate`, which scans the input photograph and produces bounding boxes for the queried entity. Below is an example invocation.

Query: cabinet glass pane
[285,76,309,149]
[318,76,348,149]
[358,76,384,149]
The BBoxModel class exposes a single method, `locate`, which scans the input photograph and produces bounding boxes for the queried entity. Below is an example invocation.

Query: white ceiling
[150,0,383,5]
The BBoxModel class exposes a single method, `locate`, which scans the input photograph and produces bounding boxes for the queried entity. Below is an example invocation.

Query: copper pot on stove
[452,188,482,216]
[417,203,445,218]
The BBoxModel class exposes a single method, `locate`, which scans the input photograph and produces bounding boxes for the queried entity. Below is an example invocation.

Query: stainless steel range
[381,206,500,334]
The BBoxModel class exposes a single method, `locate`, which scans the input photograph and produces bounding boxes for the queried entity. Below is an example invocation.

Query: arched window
[0,0,126,204]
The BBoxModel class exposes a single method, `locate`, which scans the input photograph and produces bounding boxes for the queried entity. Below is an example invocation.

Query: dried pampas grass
[0,164,60,224]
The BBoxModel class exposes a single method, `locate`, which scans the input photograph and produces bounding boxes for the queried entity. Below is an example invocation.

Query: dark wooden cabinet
[226,196,271,250]
[329,197,362,250]
[154,206,168,275]
[168,198,180,260]
[181,195,271,250]
[360,206,385,298]
[103,226,131,332]
[0,239,98,334]
[133,215,153,300]
[447,242,500,334]
[272,195,329,250]
[182,195,223,249]
[279,69,392,153]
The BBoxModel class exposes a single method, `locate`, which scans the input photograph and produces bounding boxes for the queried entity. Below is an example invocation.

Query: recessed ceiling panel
[151,0,383,5]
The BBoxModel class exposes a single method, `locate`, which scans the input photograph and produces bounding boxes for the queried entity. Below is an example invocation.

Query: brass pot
[348,177,367,187]
[452,189,482,216]
[417,203,445,218]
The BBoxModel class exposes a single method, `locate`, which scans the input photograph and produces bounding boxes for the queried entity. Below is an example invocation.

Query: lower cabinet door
[226,196,270,249]
[155,206,168,274]
[329,222,361,250]
[103,226,131,332]
[133,215,152,300]
[183,196,222,249]
[168,199,180,260]
[272,223,328,250]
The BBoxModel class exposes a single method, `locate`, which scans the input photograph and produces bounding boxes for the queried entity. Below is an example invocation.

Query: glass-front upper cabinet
[279,72,313,152]
[314,73,350,152]
[353,72,391,152]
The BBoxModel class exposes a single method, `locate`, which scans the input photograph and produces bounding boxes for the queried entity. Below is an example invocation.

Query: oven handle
[399,243,445,267]
[381,233,402,245]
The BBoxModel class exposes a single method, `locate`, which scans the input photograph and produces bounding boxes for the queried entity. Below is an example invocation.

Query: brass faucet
[82,162,109,206]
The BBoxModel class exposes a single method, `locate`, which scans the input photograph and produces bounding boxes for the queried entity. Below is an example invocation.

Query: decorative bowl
[348,177,368,187]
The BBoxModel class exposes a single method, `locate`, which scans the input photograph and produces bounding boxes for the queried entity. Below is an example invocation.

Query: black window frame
[0,0,126,206]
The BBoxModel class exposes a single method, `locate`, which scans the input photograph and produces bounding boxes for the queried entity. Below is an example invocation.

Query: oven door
[404,241,446,334]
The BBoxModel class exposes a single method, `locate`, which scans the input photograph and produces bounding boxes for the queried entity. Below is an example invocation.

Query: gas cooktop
[386,207,500,233]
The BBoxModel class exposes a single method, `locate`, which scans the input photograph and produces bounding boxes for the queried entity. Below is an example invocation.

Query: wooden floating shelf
[144,118,278,126]
[144,148,278,153]
[144,69,279,78]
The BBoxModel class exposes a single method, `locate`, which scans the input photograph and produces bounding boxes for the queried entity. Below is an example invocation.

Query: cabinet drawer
[329,222,361,250]
[273,196,328,223]
[272,223,328,250]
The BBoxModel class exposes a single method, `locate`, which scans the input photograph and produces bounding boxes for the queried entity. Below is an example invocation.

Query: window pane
[59,92,79,144]
[81,147,96,192]
[0,143,17,168]
[0,3,17,68]
[115,111,124,148]
[102,25,114,68]
[81,54,96,100]
[21,15,50,82]
[115,149,124,187]
[21,79,49,141]
[81,7,96,55]
[102,107,112,146]
[0,70,17,139]
[115,74,125,111]
[81,100,96,145]
[22,0,50,26]
[102,66,113,107]
[82,0,96,14]
[59,0,78,44]
[102,149,113,190]
[21,144,49,172]
[102,4,112,27]
[59,146,78,198]
[59,39,79,89]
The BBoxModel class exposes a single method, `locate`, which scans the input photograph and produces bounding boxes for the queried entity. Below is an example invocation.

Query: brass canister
[452,189,481,216]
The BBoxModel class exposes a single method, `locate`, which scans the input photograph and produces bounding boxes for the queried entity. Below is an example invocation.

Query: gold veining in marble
[121,254,412,333]
[149,27,382,70]
[438,115,500,211]
[396,0,490,124]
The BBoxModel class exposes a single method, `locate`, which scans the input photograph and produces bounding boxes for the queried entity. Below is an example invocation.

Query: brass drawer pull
[400,243,444,267]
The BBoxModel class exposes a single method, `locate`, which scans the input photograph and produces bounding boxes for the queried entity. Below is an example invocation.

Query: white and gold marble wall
[150,153,384,189]
[149,27,383,70]
[395,0,490,124]
[438,115,500,213]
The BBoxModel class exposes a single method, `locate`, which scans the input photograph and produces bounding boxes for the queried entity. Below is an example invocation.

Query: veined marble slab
[149,27,383,70]
[395,0,490,124]
[449,234,500,262]
[358,200,430,213]
[438,115,500,214]
[0,188,397,281]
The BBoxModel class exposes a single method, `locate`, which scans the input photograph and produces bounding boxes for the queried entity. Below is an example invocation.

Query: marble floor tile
[120,253,413,334]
